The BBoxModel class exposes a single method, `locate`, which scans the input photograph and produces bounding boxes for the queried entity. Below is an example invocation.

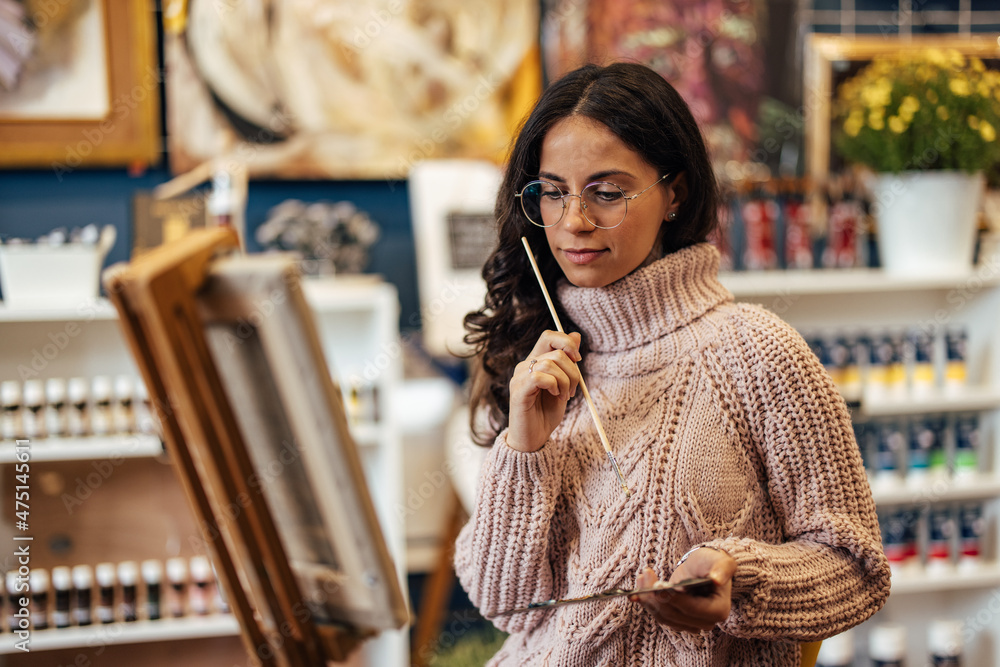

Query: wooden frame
[0,0,160,170]
[803,34,1000,184]
[103,228,407,666]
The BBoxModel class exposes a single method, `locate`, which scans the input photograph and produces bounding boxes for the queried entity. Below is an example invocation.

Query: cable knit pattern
[454,244,891,666]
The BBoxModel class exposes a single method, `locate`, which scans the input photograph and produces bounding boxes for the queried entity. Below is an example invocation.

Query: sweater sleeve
[706,306,890,642]
[453,431,566,633]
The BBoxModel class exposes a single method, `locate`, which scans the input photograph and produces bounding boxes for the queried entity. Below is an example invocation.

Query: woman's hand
[505,330,583,453]
[630,548,737,633]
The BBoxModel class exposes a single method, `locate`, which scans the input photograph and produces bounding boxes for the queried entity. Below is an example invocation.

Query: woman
[455,62,889,666]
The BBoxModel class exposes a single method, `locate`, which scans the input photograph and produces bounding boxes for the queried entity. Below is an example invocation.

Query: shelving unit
[722,266,1000,664]
[0,276,407,666]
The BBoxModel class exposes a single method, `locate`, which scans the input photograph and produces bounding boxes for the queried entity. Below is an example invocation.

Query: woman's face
[538,115,681,288]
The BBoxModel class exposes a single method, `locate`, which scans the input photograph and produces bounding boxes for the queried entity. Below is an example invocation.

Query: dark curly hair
[463,62,720,445]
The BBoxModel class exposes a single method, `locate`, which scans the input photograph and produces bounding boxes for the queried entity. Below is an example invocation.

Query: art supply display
[874,422,905,486]
[953,415,979,477]
[907,418,946,481]
[881,508,919,573]
[0,376,151,440]
[908,327,936,396]
[14,558,229,631]
[945,328,969,392]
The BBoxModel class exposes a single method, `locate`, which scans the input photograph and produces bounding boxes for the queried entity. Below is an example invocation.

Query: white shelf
[719,268,1000,298]
[350,422,383,448]
[0,615,239,654]
[0,434,163,463]
[860,385,1000,416]
[890,563,1000,594]
[302,275,393,311]
[871,474,1000,505]
[0,299,117,322]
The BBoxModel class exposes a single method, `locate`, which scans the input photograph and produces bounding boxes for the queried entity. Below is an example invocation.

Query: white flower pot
[872,171,984,275]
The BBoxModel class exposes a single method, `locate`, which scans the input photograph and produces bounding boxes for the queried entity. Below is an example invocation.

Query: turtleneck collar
[556,243,733,353]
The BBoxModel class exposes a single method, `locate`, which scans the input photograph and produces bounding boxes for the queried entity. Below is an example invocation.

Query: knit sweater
[454,243,891,666]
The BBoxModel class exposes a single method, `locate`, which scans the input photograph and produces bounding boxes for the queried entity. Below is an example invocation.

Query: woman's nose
[561,195,593,232]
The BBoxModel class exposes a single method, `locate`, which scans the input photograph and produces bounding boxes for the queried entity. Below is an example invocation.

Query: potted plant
[834,48,1000,274]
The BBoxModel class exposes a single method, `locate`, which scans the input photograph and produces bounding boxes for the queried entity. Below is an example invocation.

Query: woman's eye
[590,188,623,203]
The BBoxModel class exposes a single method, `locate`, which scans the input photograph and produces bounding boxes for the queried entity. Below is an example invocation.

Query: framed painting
[0,0,160,171]
[103,228,408,665]
[803,34,1000,184]
[160,0,541,179]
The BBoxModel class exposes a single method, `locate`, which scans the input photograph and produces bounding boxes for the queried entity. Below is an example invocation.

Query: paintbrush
[520,236,631,498]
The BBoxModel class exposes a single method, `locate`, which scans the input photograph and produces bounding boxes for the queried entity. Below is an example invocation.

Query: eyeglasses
[515,173,670,230]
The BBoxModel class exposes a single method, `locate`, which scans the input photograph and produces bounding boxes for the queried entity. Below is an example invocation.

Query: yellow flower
[889,116,907,133]
[981,121,997,143]
[926,49,948,66]
[950,77,971,96]
[937,106,950,121]
[869,110,885,130]
[900,95,920,113]
[969,115,981,130]
[844,116,863,137]
[948,50,966,69]
[971,57,986,73]
[979,81,992,98]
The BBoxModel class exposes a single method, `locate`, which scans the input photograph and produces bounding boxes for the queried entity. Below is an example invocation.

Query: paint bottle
[21,380,45,439]
[944,327,968,393]
[882,508,919,574]
[874,422,905,487]
[926,506,955,573]
[95,563,115,624]
[929,619,963,666]
[816,628,854,666]
[6,572,21,633]
[113,375,135,433]
[166,557,188,618]
[1,381,23,440]
[141,560,162,621]
[958,503,985,571]
[44,378,68,437]
[868,623,907,666]
[839,334,862,398]
[29,569,48,630]
[117,561,138,622]
[71,565,93,626]
[908,326,936,396]
[953,415,980,477]
[189,556,212,615]
[67,377,90,437]
[908,417,946,481]
[90,376,114,436]
[52,566,71,628]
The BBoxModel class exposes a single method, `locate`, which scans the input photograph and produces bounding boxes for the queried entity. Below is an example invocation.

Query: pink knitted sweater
[455,243,890,666]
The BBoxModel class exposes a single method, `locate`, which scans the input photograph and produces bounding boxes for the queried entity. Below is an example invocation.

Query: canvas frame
[0,0,160,170]
[803,34,1000,184]
[103,228,407,666]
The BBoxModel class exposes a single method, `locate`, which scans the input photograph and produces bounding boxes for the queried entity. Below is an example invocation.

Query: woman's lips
[563,249,607,265]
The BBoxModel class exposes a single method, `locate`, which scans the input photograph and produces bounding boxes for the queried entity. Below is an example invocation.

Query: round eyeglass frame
[515,173,671,230]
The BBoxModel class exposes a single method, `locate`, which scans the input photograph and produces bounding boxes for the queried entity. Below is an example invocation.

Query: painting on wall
[540,0,768,170]
[163,0,542,180]
[0,0,160,169]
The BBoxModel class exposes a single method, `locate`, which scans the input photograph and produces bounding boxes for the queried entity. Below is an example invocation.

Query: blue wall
[0,166,422,331]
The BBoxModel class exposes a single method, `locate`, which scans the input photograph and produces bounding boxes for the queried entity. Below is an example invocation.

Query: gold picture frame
[0,0,160,171]
[803,34,1000,183]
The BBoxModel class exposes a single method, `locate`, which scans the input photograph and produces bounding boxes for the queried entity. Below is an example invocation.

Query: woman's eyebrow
[538,169,636,183]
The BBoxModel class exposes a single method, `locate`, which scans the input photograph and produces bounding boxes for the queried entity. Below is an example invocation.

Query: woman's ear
[668,172,689,213]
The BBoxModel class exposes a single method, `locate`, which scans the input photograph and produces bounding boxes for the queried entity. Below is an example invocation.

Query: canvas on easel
[102,227,408,666]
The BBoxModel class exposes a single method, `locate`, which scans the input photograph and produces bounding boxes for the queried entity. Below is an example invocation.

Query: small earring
[667,211,678,221]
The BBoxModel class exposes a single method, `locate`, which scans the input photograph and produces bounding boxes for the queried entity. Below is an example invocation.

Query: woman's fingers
[631,566,732,633]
